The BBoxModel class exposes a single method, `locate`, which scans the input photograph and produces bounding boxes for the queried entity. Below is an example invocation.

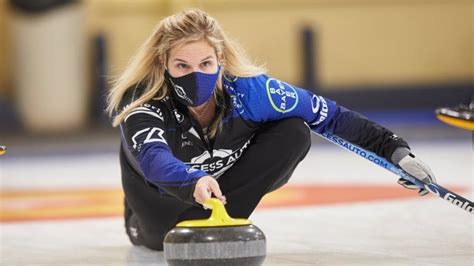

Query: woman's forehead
[169,40,216,61]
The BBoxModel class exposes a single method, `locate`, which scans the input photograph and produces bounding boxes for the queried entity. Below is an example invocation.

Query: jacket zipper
[188,113,215,159]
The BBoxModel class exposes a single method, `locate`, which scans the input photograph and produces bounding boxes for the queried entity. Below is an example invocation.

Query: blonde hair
[107,9,265,138]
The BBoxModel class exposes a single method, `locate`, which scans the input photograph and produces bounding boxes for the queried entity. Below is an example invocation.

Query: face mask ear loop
[214,65,223,108]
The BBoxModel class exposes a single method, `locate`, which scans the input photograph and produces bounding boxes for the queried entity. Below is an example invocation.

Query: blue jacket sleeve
[234,75,335,132]
[120,103,207,204]
[234,74,409,161]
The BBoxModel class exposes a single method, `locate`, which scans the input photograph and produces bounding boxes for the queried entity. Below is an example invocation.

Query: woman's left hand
[394,150,437,196]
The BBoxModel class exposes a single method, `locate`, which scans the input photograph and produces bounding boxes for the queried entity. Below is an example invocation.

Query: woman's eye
[177,64,188,69]
[201,61,212,67]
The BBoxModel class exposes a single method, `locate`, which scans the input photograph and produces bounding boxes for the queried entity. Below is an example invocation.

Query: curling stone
[163,198,266,266]
[0,146,6,156]
[435,104,474,131]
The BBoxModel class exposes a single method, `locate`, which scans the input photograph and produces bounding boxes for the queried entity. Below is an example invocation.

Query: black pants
[121,118,311,251]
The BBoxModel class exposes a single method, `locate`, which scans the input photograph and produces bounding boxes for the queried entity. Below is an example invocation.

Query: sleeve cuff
[391,147,411,165]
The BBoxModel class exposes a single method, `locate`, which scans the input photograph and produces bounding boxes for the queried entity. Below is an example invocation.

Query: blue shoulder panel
[223,74,340,133]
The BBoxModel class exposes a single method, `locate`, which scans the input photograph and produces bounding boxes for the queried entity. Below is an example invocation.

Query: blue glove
[391,147,437,196]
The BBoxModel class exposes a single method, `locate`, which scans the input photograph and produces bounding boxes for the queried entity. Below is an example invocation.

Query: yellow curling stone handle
[176,198,251,227]
[436,114,474,131]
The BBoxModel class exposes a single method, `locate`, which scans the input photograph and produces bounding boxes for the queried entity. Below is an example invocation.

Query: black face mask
[165,65,221,107]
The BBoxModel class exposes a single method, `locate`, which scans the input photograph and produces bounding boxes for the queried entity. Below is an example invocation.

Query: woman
[107,9,436,251]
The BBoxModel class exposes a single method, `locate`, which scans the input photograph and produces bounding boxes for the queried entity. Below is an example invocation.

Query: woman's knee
[124,208,166,251]
[270,118,311,157]
[142,231,165,251]
[140,222,172,251]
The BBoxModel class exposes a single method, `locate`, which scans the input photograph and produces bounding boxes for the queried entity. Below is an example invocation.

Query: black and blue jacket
[119,74,409,204]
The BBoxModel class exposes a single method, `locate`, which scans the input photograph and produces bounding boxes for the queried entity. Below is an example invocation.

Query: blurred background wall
[0,0,11,96]
[84,0,474,87]
[0,0,472,134]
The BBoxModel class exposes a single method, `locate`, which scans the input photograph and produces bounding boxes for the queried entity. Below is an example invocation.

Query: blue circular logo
[266,78,299,113]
